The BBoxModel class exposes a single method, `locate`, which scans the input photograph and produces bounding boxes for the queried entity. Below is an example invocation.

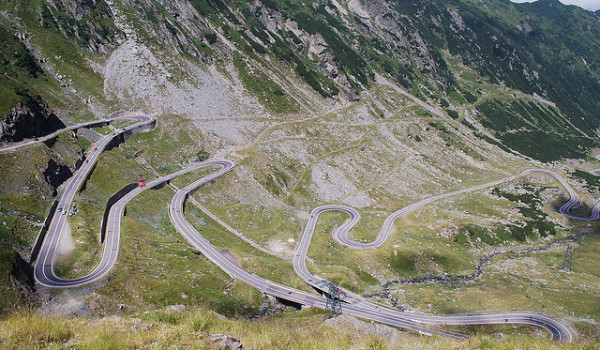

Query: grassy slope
[0,0,123,122]
[0,21,60,117]
[1,307,598,349]
[0,132,86,313]
[2,94,598,348]
[189,85,600,342]
[161,0,600,162]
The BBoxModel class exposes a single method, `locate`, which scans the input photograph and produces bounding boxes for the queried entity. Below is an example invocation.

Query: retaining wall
[29,200,59,263]
[100,183,139,243]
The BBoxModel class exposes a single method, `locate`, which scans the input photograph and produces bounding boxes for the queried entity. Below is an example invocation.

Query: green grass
[89,125,112,136]
[0,313,73,347]
[571,170,600,191]
[184,200,309,293]
[168,166,220,189]
[0,1,119,121]
[76,136,92,152]
[203,203,302,247]
[1,307,598,349]
[385,217,478,277]
[475,99,595,162]
[428,121,485,161]
[121,115,204,175]
[0,247,23,314]
[0,134,97,288]
[233,57,300,115]
[490,185,558,241]
[0,133,86,294]
[372,225,600,339]
[15,0,115,101]
[89,184,249,316]
[53,146,150,278]
[0,20,63,117]
[56,157,296,316]
[571,235,600,278]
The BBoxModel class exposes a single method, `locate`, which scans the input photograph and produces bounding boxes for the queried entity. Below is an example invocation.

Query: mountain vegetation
[1,0,600,348]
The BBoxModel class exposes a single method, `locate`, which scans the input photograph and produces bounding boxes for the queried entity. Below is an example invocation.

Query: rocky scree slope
[1,0,600,159]
[133,0,600,126]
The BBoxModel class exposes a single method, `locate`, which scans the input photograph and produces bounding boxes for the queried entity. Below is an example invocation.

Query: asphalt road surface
[0,112,145,153]
[173,165,573,342]
[32,114,155,288]
[17,114,580,342]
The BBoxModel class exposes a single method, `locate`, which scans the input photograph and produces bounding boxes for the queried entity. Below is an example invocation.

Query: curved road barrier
[304,169,599,253]
[33,115,155,287]
[173,165,573,341]
[23,113,581,341]
[0,112,146,154]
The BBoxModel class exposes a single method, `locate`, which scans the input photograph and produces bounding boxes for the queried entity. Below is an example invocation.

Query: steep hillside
[1,0,600,348]
[2,0,599,157]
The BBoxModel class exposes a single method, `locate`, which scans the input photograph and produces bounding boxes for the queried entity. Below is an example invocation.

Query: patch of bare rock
[205,333,243,350]
[323,314,405,343]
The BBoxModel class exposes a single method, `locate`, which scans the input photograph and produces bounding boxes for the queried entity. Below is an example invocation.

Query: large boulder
[43,159,73,195]
[208,334,243,350]
[0,96,65,143]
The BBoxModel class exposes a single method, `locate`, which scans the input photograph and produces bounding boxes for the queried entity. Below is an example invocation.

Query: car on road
[57,207,62,212]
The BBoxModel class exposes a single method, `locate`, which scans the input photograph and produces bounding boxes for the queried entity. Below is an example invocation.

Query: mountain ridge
[2,0,600,160]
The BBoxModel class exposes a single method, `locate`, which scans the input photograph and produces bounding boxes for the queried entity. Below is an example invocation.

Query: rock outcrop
[323,314,405,343]
[0,97,65,143]
[43,159,73,196]
[10,251,35,296]
[208,334,243,350]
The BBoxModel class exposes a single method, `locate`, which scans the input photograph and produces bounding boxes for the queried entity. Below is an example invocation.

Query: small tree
[196,149,209,161]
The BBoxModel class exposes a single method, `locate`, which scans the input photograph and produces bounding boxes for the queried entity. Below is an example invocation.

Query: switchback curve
[20,113,579,341]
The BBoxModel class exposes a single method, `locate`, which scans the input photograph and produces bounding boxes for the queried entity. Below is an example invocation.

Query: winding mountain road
[291,170,591,342]
[5,113,586,341]
[0,112,144,154]
[173,164,573,341]
[33,114,156,287]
